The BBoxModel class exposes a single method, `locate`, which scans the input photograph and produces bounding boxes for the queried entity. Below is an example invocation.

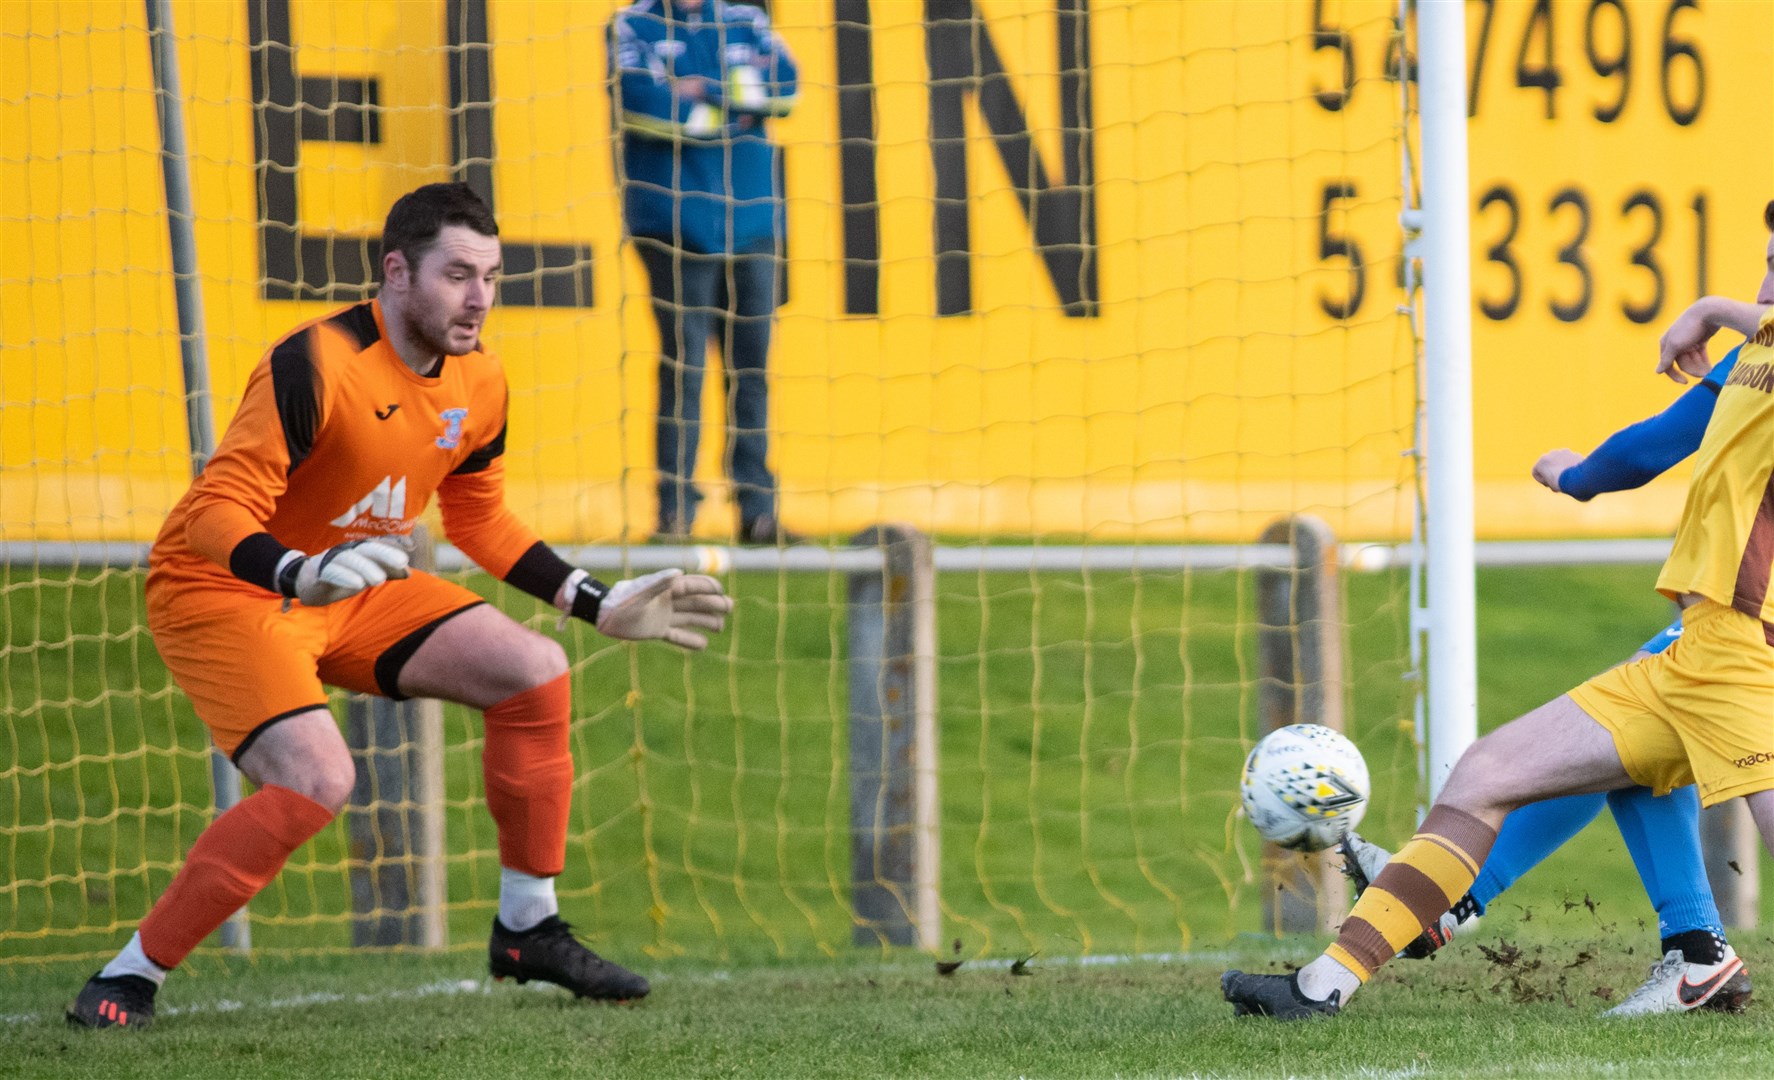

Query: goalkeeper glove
[555,568,733,651]
[275,537,412,608]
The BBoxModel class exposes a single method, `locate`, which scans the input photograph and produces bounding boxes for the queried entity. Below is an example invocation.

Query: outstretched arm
[439,448,732,652]
[1533,346,1741,501]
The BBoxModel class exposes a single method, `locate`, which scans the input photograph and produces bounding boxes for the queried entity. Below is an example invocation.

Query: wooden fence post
[1256,514,1349,934]
[346,524,446,948]
[847,524,939,949]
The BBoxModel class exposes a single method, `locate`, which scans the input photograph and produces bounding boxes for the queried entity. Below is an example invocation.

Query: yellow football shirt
[1657,308,1774,625]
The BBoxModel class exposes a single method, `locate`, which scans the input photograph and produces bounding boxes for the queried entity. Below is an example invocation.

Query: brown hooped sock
[1326,805,1498,980]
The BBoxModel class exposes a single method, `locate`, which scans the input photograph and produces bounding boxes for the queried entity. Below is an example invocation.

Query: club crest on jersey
[436,408,468,450]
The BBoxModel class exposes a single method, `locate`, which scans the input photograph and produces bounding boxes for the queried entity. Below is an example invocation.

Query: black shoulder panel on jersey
[270,330,322,473]
[326,302,381,352]
[451,420,507,475]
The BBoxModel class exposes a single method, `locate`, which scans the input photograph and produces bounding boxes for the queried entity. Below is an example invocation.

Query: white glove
[276,537,412,607]
[558,568,733,651]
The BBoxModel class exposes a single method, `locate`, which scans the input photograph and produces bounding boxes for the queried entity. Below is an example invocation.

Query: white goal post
[1417,0,1478,805]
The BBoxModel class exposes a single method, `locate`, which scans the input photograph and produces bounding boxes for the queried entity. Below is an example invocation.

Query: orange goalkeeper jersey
[149,299,542,597]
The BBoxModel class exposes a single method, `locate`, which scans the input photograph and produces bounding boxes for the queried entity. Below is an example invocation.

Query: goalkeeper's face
[402,225,503,357]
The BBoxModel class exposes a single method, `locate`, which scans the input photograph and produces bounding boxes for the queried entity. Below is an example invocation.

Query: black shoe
[66,972,156,1029]
[1221,970,1341,1020]
[489,916,650,1002]
[739,513,804,546]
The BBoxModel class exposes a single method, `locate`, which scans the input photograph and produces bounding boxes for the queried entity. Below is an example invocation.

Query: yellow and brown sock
[1327,806,1497,981]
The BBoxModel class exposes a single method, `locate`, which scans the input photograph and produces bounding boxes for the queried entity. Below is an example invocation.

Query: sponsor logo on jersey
[375,403,400,420]
[331,475,410,535]
[1724,360,1774,394]
[436,408,468,450]
[1732,750,1774,769]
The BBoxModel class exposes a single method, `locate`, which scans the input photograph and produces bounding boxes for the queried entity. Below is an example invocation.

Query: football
[1239,723,1370,852]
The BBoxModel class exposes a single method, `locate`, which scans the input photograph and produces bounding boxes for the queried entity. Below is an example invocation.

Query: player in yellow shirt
[1225,198,1774,1019]
[67,183,734,1029]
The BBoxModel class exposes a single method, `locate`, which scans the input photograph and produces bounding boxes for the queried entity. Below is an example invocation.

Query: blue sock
[1466,793,1609,913]
[1606,784,1724,939]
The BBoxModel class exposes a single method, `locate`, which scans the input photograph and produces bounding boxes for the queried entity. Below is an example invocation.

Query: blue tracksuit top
[608,0,798,255]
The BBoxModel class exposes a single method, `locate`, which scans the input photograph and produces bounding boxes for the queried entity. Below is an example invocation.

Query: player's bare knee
[286,757,356,814]
[471,629,570,704]
[1434,743,1511,817]
[508,631,569,693]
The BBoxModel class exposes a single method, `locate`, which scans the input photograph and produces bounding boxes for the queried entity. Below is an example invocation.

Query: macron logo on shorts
[1732,751,1774,769]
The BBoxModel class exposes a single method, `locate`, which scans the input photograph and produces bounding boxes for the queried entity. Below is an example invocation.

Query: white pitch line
[2,978,493,1027]
[5,949,1251,1026]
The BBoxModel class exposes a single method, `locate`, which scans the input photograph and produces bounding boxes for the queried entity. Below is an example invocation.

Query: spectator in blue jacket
[608,0,799,544]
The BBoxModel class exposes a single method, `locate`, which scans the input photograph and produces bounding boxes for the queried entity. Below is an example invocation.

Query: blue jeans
[637,238,779,530]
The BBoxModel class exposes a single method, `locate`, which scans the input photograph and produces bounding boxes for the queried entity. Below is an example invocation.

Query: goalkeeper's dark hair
[1765,199,1774,233]
[381,183,499,276]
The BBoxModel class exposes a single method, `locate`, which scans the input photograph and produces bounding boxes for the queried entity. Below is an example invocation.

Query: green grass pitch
[7,562,1774,1077]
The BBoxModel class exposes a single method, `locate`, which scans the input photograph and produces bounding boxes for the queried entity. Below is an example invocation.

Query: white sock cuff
[498,866,559,932]
[99,931,169,987]
[1296,953,1361,1003]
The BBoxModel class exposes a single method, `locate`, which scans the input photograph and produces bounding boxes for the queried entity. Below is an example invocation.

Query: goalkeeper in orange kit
[67,182,733,1029]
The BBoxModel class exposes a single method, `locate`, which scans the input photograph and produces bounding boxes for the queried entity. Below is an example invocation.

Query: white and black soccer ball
[1239,723,1370,852]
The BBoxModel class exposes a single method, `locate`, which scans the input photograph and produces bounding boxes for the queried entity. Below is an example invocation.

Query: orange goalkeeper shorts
[1570,599,1774,807]
[146,571,484,761]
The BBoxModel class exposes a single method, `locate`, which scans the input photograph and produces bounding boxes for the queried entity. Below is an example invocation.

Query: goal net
[4,0,1431,967]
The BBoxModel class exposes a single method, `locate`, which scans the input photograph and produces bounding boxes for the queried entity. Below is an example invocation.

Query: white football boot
[1602,946,1751,1017]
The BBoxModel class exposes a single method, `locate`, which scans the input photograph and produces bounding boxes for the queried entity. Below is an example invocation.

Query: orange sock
[137,784,334,969]
[482,674,573,878]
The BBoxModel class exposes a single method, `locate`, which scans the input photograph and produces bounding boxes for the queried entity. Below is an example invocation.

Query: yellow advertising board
[1,0,1769,544]
[1461,0,1774,535]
